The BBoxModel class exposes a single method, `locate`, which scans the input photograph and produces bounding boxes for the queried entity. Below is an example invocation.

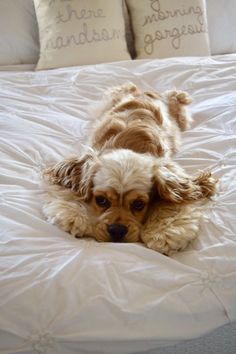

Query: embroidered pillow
[126,0,210,59]
[34,0,131,70]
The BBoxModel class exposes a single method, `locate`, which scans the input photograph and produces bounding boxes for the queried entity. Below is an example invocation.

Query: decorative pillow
[126,0,210,59]
[34,0,131,70]
[0,0,39,65]
[206,0,236,55]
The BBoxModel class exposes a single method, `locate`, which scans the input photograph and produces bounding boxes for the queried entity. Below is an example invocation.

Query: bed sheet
[0,55,236,354]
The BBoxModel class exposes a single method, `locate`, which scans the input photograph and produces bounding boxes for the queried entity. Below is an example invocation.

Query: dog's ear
[153,161,216,203]
[43,152,98,201]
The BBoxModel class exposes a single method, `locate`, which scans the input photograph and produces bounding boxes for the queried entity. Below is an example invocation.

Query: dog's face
[45,148,215,243]
[88,150,154,242]
[90,188,150,242]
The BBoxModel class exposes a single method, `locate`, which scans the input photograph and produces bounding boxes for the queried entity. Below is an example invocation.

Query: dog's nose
[107,223,128,242]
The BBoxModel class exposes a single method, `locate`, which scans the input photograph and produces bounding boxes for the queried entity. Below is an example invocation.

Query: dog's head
[44,149,215,243]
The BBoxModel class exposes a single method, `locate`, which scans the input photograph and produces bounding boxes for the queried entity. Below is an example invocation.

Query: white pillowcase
[0,0,39,65]
[34,0,131,70]
[126,0,210,59]
[206,0,236,55]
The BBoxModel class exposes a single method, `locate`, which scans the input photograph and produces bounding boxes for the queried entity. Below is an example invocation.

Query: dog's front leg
[43,199,92,239]
[141,202,202,256]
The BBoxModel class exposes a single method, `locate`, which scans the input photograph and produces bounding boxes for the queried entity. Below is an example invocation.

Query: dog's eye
[131,200,145,212]
[95,196,110,208]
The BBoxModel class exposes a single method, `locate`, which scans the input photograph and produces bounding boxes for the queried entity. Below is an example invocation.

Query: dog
[43,83,216,245]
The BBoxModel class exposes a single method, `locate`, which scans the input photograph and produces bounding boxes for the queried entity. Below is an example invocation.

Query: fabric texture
[0,54,236,353]
[0,0,39,65]
[206,0,236,54]
[126,0,210,59]
[34,0,131,70]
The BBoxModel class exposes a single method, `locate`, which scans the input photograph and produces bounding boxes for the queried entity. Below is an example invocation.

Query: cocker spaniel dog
[43,83,216,255]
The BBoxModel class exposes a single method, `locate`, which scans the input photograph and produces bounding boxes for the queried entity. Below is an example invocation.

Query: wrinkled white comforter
[0,55,236,354]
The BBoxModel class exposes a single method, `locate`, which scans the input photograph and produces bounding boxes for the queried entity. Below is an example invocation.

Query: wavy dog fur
[43,83,216,249]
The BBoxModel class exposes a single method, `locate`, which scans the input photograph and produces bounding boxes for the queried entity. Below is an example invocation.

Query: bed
[0,1,236,354]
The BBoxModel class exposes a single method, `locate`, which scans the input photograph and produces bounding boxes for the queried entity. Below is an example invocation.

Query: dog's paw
[166,90,192,105]
[175,91,192,105]
[141,203,202,256]
[105,82,141,105]
[43,200,92,238]
[194,171,217,199]
[109,82,140,95]
[164,90,193,131]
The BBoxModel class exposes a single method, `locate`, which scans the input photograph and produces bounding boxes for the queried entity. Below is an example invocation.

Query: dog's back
[89,83,192,158]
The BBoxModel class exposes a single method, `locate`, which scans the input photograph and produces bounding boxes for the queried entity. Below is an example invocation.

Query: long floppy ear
[43,151,98,201]
[153,161,216,203]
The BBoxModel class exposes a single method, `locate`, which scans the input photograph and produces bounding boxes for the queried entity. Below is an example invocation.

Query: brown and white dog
[43,83,216,246]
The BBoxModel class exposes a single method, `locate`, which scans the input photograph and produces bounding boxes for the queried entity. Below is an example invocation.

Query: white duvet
[0,55,236,354]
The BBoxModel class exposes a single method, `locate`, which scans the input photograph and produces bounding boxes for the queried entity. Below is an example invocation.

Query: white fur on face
[93,149,154,195]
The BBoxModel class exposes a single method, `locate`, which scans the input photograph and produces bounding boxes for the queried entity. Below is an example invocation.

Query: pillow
[34,0,131,70]
[123,0,136,58]
[206,0,236,55]
[126,0,210,59]
[0,0,39,65]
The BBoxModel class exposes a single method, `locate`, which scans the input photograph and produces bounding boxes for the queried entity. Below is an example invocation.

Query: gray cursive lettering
[142,0,207,54]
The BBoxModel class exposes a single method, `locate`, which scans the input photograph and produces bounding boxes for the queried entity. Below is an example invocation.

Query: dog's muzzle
[107,223,128,242]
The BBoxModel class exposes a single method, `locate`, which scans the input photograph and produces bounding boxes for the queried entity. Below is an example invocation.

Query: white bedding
[0,55,236,354]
